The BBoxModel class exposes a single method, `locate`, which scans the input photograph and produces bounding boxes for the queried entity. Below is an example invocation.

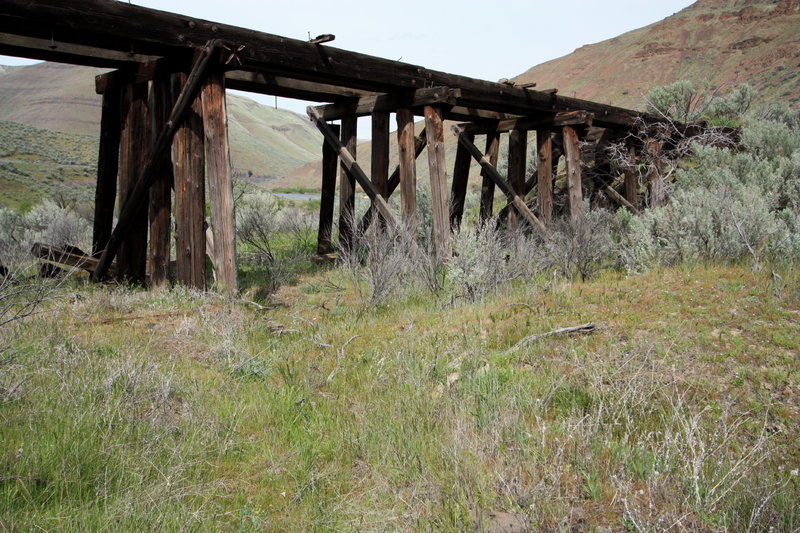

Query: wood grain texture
[92,87,121,258]
[424,105,451,261]
[338,116,357,250]
[450,132,473,231]
[148,68,173,288]
[116,82,149,284]
[506,129,527,230]
[536,129,553,228]
[562,125,584,229]
[479,132,500,223]
[202,68,238,295]
[396,108,417,231]
[452,125,547,236]
[317,123,339,255]
[173,71,206,289]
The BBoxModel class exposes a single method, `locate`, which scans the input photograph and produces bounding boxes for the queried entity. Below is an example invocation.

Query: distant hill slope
[0,62,322,186]
[513,0,800,109]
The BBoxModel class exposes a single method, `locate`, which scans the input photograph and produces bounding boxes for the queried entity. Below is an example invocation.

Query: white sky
[1,0,694,119]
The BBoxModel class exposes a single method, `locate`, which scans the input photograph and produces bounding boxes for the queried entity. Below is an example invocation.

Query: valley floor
[1,264,798,531]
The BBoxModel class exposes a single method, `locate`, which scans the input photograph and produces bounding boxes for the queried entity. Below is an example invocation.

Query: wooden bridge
[0,0,675,295]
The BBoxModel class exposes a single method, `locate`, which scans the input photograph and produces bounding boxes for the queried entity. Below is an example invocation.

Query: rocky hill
[513,0,800,109]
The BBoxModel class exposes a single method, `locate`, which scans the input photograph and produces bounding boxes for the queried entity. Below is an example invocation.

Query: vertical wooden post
[423,105,451,261]
[479,132,500,223]
[563,125,584,228]
[371,111,390,198]
[450,132,473,231]
[93,87,121,257]
[507,128,527,230]
[371,111,390,229]
[172,71,206,289]
[645,139,665,208]
[396,108,417,232]
[536,129,553,228]
[338,115,357,250]
[317,123,340,255]
[116,82,150,283]
[202,68,238,295]
[624,139,639,210]
[148,68,173,287]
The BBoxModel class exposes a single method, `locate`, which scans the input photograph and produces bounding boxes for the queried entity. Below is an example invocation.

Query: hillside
[0,62,322,189]
[514,0,800,109]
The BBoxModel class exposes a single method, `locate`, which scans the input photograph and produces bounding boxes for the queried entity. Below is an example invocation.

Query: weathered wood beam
[202,68,238,295]
[604,184,640,214]
[92,87,121,257]
[307,106,399,228]
[479,132,500,223]
[624,140,639,210]
[507,129,527,230]
[116,81,150,284]
[371,111,390,200]
[459,110,594,135]
[562,125,584,229]
[338,116,357,250]
[317,124,339,255]
[0,0,658,128]
[173,70,206,290]
[451,125,548,236]
[536,129,553,228]
[32,243,112,276]
[92,40,220,282]
[0,32,157,69]
[645,139,666,208]
[450,132,473,231]
[396,108,418,232]
[225,71,375,102]
[358,129,427,234]
[313,87,461,120]
[148,67,173,288]
[424,105,451,261]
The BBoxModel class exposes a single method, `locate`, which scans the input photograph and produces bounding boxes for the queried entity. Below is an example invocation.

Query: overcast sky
[1,0,695,117]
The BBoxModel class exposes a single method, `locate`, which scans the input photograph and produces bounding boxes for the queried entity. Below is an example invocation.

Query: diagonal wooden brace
[451,124,549,237]
[92,39,222,282]
[358,129,427,234]
[307,106,399,229]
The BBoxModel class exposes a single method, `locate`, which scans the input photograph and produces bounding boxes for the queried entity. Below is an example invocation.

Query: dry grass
[1,263,798,531]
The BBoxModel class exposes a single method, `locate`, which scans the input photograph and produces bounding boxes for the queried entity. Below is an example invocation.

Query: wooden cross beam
[313,87,461,120]
[92,40,221,282]
[306,106,400,228]
[459,110,594,135]
[451,125,549,236]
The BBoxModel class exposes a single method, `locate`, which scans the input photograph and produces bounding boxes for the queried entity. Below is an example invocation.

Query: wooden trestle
[0,0,686,293]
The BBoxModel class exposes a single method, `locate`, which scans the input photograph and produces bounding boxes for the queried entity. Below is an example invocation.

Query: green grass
[1,263,799,531]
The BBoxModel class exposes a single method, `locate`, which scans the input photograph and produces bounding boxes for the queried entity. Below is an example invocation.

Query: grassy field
[1,261,798,531]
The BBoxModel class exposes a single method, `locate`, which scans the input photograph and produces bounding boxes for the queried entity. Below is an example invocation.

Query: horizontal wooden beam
[459,110,594,134]
[313,87,460,120]
[0,31,157,68]
[225,70,375,102]
[0,0,658,128]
